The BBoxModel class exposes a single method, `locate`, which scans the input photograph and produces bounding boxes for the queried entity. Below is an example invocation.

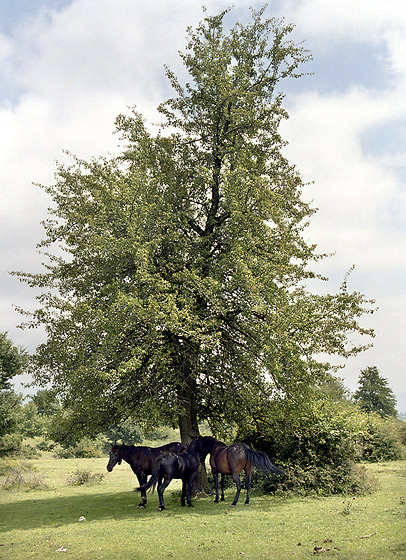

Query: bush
[238,398,376,496]
[361,414,404,462]
[0,432,23,457]
[0,457,14,475]
[1,461,49,491]
[53,437,105,458]
[66,465,104,486]
[252,461,378,497]
[19,443,41,459]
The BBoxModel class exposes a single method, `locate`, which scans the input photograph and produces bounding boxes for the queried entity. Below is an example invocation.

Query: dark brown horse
[192,436,284,506]
[106,442,185,508]
[137,438,204,511]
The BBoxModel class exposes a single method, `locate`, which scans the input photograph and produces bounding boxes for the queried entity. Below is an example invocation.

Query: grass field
[0,455,405,559]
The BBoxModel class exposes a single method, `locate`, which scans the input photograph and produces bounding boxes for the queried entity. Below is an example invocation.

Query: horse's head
[106,444,124,472]
[187,436,208,462]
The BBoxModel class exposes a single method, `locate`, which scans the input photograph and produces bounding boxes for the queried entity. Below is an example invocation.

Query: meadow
[0,454,405,560]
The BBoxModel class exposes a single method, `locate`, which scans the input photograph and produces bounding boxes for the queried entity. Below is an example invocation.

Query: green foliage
[353,366,397,417]
[238,395,378,495]
[0,390,24,456]
[360,413,404,462]
[238,388,406,495]
[66,465,104,486]
[105,418,142,445]
[0,334,28,456]
[21,401,47,438]
[15,6,375,443]
[253,460,377,497]
[53,437,105,459]
[20,390,62,440]
[31,389,61,417]
[0,332,27,390]
[399,421,406,445]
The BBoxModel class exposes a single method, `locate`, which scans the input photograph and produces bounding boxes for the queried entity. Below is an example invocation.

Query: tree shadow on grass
[0,491,136,532]
[0,489,283,532]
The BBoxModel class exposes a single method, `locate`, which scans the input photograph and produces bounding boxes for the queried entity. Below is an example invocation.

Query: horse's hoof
[138,505,146,509]
[231,504,237,508]
[157,506,166,512]
[188,503,194,508]
[214,499,219,504]
[244,502,250,506]
[220,498,225,502]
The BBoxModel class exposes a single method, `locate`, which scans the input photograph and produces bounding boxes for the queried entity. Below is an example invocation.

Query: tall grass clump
[1,461,49,491]
[66,465,104,486]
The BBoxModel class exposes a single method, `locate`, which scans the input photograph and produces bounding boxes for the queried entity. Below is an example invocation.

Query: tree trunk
[178,383,211,494]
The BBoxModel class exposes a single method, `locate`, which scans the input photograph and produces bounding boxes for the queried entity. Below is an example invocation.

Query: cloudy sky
[1,0,405,410]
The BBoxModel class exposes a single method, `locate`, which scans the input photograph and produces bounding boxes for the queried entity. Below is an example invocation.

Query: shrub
[66,465,104,486]
[0,432,23,457]
[1,461,49,491]
[19,443,41,459]
[0,457,14,475]
[238,398,376,496]
[252,460,378,497]
[361,413,404,462]
[53,437,105,458]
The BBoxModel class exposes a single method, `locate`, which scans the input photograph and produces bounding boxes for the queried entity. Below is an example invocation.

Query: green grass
[1,456,405,559]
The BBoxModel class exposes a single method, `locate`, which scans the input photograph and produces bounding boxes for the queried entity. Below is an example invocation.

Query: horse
[192,435,284,506]
[106,441,186,508]
[136,438,204,511]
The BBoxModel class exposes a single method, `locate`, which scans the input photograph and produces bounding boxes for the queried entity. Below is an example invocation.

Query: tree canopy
[353,366,397,418]
[15,6,375,442]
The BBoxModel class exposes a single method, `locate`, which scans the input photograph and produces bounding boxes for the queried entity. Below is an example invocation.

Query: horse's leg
[213,470,220,503]
[231,472,242,507]
[157,476,171,511]
[136,472,147,508]
[181,479,187,507]
[245,468,252,505]
[185,471,197,507]
[220,473,225,502]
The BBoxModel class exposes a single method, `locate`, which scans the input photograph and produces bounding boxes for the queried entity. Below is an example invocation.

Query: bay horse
[106,441,185,508]
[136,438,204,511]
[192,436,284,506]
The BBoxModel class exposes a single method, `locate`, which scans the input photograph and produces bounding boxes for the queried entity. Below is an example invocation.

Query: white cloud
[281,79,406,268]
[280,0,406,44]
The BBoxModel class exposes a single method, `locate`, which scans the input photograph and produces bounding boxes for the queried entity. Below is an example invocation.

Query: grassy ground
[0,455,405,559]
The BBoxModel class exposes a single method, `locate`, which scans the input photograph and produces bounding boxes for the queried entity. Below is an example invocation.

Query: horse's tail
[136,463,160,494]
[244,446,285,475]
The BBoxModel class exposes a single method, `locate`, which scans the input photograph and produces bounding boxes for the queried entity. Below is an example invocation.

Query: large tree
[16,7,374,443]
[353,366,397,417]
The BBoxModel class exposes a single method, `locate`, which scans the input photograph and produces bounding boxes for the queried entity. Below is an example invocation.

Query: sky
[0,0,405,410]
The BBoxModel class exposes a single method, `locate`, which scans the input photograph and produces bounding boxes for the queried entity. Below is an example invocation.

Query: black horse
[106,442,186,508]
[137,438,203,511]
[192,436,284,506]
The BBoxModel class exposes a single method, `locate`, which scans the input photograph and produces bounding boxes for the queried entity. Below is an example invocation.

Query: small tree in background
[0,333,27,455]
[0,332,27,390]
[353,366,397,418]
